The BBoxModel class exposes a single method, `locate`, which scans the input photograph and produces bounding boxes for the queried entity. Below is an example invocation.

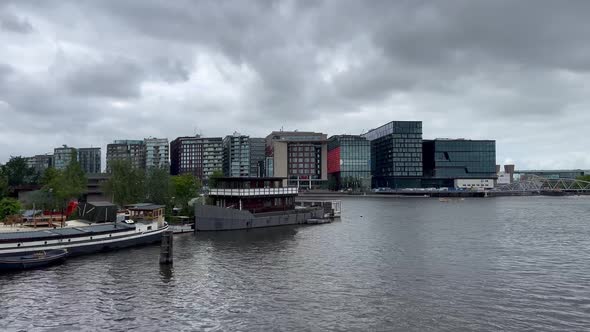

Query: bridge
[497,175,590,193]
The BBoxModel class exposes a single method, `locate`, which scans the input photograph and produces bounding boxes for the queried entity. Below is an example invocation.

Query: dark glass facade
[362,121,423,188]
[249,138,266,177]
[327,135,371,190]
[422,139,496,187]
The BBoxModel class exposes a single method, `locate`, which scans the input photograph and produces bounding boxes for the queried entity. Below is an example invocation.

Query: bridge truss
[497,175,590,192]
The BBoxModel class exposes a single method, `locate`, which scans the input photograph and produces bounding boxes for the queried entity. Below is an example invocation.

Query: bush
[0,197,21,221]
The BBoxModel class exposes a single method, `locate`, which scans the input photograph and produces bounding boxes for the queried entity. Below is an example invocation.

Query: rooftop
[128,204,166,211]
[215,177,286,182]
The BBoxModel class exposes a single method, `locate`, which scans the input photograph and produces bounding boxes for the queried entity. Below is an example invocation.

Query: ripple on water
[1,197,590,331]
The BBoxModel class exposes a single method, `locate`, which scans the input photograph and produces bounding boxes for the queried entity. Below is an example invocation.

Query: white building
[144,137,169,169]
[454,179,494,190]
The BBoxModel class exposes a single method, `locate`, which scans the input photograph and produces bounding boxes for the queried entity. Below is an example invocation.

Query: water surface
[1,196,589,331]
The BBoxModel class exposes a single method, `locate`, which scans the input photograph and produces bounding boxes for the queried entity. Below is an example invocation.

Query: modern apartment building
[202,137,223,181]
[170,136,223,182]
[249,137,266,177]
[54,145,77,170]
[25,154,53,173]
[144,137,169,169]
[362,121,423,189]
[106,140,145,173]
[77,147,101,174]
[422,139,496,188]
[265,131,328,188]
[327,135,371,190]
[223,134,250,177]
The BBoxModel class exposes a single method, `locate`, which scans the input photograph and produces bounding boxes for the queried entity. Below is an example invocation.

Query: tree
[0,156,37,186]
[577,175,590,182]
[103,160,145,207]
[171,174,201,216]
[41,167,60,187]
[145,167,172,205]
[0,175,8,199]
[208,169,224,188]
[57,159,87,201]
[0,197,21,221]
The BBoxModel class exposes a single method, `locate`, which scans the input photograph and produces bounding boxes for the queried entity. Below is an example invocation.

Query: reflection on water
[1,196,590,331]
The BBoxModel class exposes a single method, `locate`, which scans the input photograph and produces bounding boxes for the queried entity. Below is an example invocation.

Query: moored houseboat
[195,177,327,231]
[0,202,168,259]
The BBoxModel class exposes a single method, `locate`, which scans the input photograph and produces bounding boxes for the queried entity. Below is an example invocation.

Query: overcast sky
[1,1,589,169]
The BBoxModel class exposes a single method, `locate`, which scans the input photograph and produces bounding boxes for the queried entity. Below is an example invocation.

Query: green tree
[577,175,590,182]
[42,160,87,212]
[145,167,172,205]
[208,169,224,188]
[171,174,201,216]
[58,159,87,201]
[103,160,145,207]
[41,167,60,187]
[0,156,37,186]
[0,175,8,199]
[0,197,21,221]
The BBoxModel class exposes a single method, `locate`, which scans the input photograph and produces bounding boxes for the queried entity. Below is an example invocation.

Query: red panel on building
[327,147,340,174]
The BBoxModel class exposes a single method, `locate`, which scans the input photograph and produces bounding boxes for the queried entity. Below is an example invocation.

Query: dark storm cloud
[1,0,590,168]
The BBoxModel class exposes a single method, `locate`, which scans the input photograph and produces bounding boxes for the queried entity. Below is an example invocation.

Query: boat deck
[0,220,93,233]
[0,221,135,243]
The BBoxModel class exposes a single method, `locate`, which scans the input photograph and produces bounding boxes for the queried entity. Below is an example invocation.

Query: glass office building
[362,121,423,189]
[422,139,496,187]
[327,135,371,190]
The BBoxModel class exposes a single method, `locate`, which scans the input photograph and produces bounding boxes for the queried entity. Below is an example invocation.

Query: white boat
[0,203,168,259]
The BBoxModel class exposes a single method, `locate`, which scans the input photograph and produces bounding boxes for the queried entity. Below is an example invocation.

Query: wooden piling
[159,230,173,264]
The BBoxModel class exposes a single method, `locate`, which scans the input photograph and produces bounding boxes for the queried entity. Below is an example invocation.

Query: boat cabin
[208,177,298,213]
[128,205,166,226]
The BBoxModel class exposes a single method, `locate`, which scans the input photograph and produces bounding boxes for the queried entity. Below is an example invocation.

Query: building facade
[202,138,223,181]
[223,134,250,177]
[106,140,145,173]
[144,138,169,169]
[249,137,266,177]
[362,121,423,189]
[265,131,328,188]
[26,154,53,174]
[77,147,101,174]
[514,169,588,180]
[327,135,371,190]
[54,145,77,170]
[170,136,223,182]
[422,139,496,188]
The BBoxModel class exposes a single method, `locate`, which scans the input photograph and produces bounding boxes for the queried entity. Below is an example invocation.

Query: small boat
[0,249,69,271]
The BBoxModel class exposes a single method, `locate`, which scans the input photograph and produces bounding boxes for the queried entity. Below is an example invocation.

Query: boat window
[147,226,153,230]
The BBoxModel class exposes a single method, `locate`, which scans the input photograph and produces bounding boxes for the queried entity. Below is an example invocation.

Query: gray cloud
[62,58,145,99]
[1,0,590,169]
[0,10,33,34]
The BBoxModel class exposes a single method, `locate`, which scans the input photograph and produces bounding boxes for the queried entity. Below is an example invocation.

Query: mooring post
[159,230,173,265]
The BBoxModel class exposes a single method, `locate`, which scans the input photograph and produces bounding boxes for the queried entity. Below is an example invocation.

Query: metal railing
[209,187,298,196]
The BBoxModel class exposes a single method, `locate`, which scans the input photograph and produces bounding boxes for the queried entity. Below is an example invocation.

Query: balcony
[209,187,298,197]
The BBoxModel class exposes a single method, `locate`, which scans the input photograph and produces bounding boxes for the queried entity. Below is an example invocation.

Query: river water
[1,196,590,331]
